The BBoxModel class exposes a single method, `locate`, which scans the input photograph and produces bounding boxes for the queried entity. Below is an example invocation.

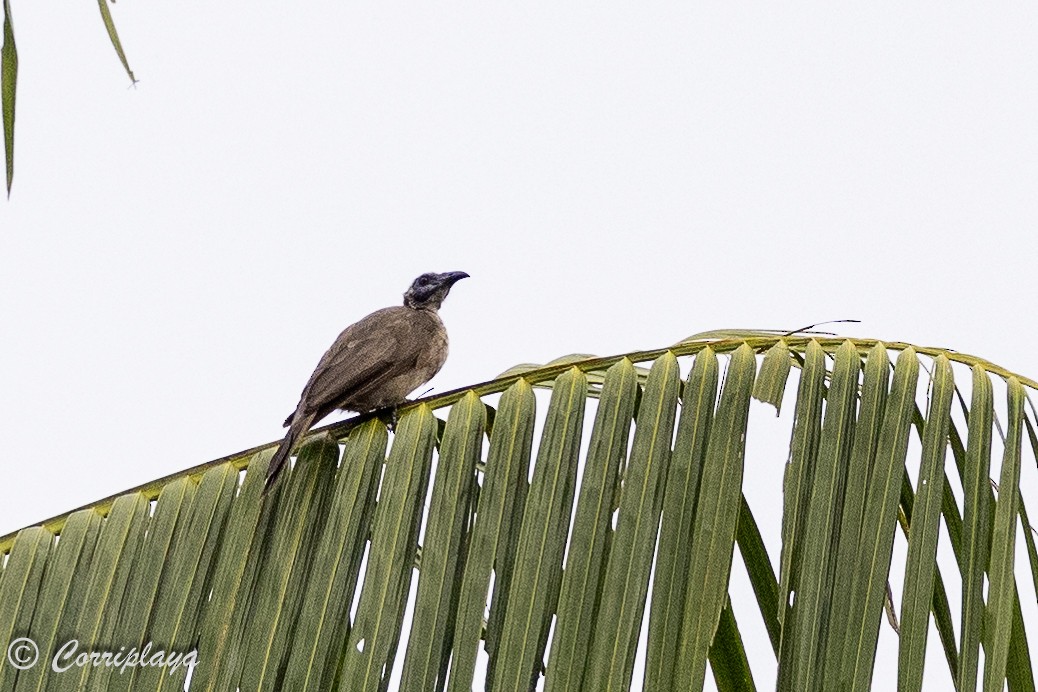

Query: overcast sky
[1,3,1036,689]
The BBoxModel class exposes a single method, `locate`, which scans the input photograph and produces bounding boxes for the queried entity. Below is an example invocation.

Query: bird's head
[403,271,469,310]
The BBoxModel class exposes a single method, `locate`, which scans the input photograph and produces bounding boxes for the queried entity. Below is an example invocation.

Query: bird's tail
[264,414,313,494]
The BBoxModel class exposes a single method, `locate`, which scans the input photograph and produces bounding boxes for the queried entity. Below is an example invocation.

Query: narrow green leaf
[906,465,962,684]
[708,597,757,692]
[942,429,966,557]
[840,347,919,691]
[644,348,719,689]
[1018,415,1038,610]
[95,0,136,83]
[929,561,959,684]
[895,419,960,684]
[0,527,51,691]
[57,493,149,692]
[448,380,536,692]
[1020,497,1038,606]
[584,352,680,692]
[1,0,16,196]
[958,365,993,692]
[983,377,1024,691]
[735,494,780,656]
[142,463,239,692]
[674,343,757,691]
[484,388,536,690]
[342,406,438,692]
[777,340,827,629]
[753,339,791,414]
[1007,588,1036,692]
[494,368,586,692]
[545,360,638,692]
[192,450,274,692]
[260,439,343,684]
[780,340,859,692]
[824,343,890,688]
[240,435,340,691]
[898,355,954,691]
[401,392,486,690]
[283,421,388,691]
[16,510,101,692]
[98,477,196,692]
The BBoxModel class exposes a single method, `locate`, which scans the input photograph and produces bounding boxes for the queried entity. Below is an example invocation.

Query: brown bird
[265,271,469,490]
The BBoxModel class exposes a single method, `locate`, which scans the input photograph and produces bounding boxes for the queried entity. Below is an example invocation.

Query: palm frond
[1,336,1037,691]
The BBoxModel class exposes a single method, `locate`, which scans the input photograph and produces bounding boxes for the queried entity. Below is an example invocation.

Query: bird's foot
[375,406,399,432]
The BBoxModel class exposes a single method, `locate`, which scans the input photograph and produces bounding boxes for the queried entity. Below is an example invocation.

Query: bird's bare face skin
[403,271,469,310]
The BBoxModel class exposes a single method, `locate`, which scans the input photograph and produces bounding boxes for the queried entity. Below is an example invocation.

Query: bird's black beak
[441,271,470,286]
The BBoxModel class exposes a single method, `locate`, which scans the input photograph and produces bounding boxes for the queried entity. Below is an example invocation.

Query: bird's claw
[375,406,399,432]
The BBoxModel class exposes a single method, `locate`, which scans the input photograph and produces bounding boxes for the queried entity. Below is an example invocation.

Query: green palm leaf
[1,336,1037,690]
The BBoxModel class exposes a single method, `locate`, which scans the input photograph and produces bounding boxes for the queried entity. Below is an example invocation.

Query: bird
[264,270,469,491]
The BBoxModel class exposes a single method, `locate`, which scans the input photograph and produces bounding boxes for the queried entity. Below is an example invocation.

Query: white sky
[1,2,1036,689]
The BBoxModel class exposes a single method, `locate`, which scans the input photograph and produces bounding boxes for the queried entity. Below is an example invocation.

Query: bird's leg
[374,406,399,432]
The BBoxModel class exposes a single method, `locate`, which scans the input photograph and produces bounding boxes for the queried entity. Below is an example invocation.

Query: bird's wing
[292,306,428,420]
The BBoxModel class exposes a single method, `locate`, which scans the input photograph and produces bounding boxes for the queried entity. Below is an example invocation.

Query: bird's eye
[418,277,430,286]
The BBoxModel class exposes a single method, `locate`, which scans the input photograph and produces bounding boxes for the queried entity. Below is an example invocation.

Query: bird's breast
[416,316,449,374]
